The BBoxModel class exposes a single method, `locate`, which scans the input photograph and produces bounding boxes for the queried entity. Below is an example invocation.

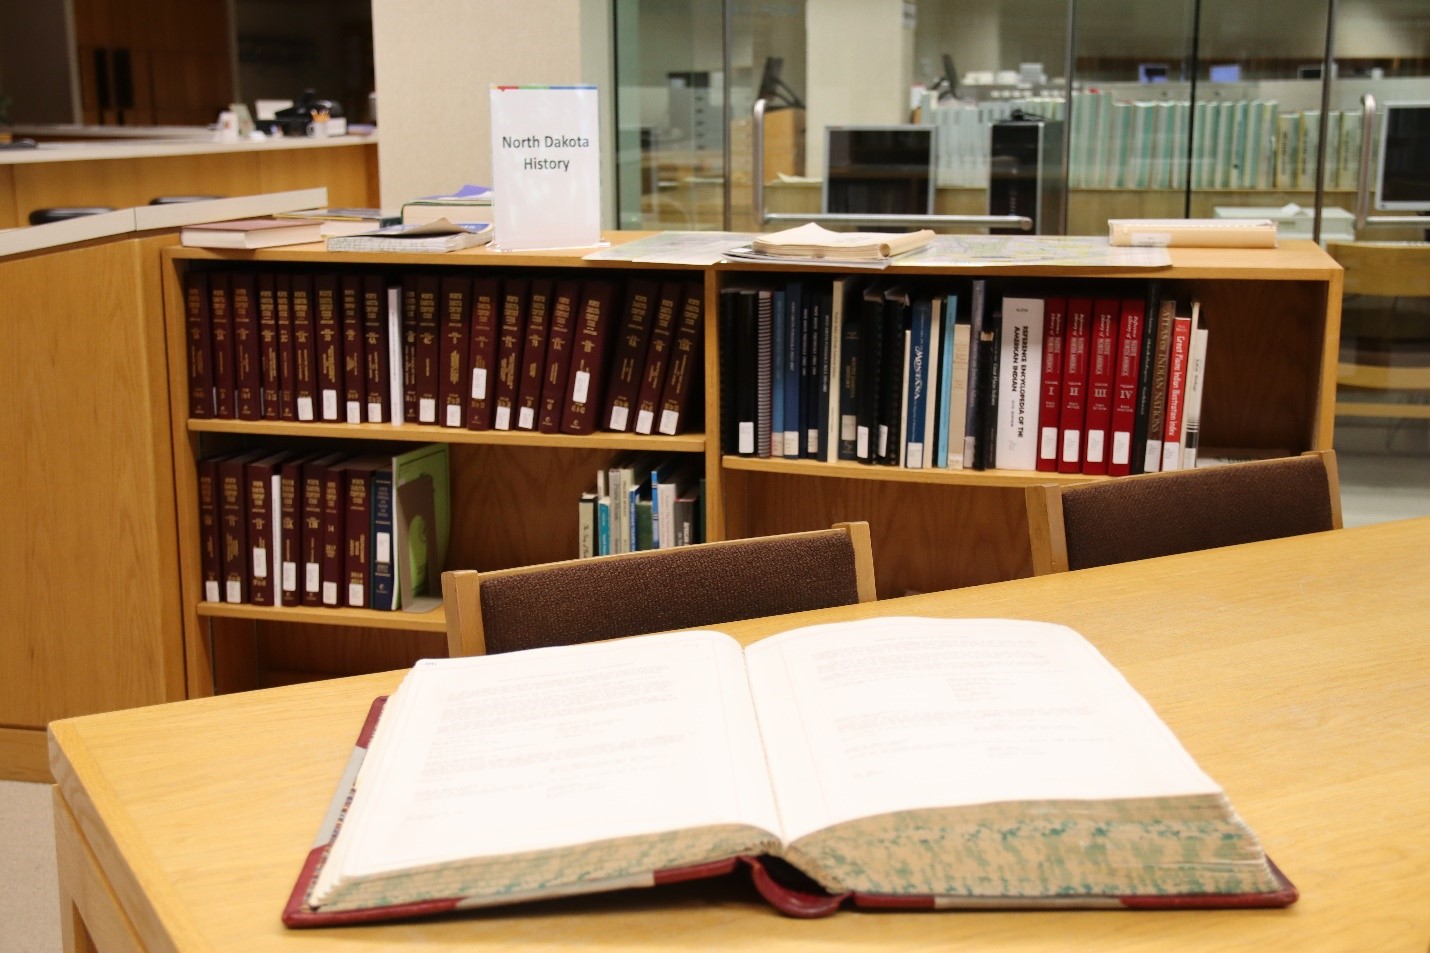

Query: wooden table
[49,518,1430,952]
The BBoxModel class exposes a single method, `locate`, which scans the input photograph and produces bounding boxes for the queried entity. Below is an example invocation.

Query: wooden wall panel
[257,144,378,208]
[0,166,17,228]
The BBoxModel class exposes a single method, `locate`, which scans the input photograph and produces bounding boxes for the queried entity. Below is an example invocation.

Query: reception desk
[0,133,378,228]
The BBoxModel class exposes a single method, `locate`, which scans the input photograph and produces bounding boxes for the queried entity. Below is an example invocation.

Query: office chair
[1025,450,1341,575]
[441,522,876,657]
[27,206,115,225]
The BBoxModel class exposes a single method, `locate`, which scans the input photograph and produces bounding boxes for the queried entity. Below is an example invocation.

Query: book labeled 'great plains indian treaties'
[284,616,1296,925]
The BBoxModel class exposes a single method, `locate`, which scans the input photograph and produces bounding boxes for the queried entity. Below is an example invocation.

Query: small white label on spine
[418,398,436,423]
[225,580,241,603]
[658,410,678,435]
[1062,429,1081,463]
[347,400,362,424]
[907,443,924,469]
[808,429,819,454]
[738,422,755,454]
[348,583,364,607]
[784,432,798,456]
[857,426,869,459]
[1112,431,1131,465]
[376,532,391,563]
[204,580,220,603]
[322,389,338,420]
[445,404,462,428]
[367,401,383,423]
[840,415,856,440]
[572,370,591,405]
[322,582,337,605]
[494,405,511,430]
[518,406,535,430]
[305,563,320,592]
[609,405,628,431]
[878,425,889,457]
[282,562,296,592]
[471,366,487,399]
[636,409,654,434]
[1086,431,1106,463]
[1040,427,1058,459]
[297,396,314,421]
[252,547,267,578]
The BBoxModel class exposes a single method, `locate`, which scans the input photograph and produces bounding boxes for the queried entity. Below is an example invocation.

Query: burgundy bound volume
[300,452,346,608]
[632,282,682,435]
[256,273,281,421]
[1107,297,1147,478]
[601,278,658,432]
[275,274,298,422]
[231,272,263,421]
[313,273,342,422]
[197,456,223,603]
[340,275,366,424]
[1081,298,1120,476]
[537,279,582,433]
[656,282,705,436]
[209,273,235,419]
[217,450,264,604]
[184,270,214,419]
[560,280,618,435]
[336,459,385,609]
[400,277,420,423]
[1035,297,1067,473]
[437,276,471,429]
[414,275,441,424]
[493,278,528,431]
[465,277,501,431]
[245,451,289,607]
[361,275,389,424]
[290,273,318,422]
[1056,298,1092,474]
[516,278,554,431]
[277,454,317,608]
[320,461,345,607]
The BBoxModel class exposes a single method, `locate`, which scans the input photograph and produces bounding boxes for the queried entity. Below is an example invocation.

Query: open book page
[312,630,781,906]
[751,223,936,259]
[742,617,1222,844]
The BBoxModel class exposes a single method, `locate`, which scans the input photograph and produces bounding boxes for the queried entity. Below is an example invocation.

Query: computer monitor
[1209,64,1241,83]
[1138,63,1169,84]
[823,125,936,216]
[1375,101,1430,211]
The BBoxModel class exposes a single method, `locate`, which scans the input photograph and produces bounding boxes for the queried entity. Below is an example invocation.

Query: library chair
[441,522,877,657]
[27,206,114,225]
[1024,450,1342,575]
[1325,241,1430,425]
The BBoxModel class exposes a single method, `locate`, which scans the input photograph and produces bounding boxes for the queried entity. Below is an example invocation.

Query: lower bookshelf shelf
[188,418,708,453]
[197,601,447,634]
[721,455,1102,487]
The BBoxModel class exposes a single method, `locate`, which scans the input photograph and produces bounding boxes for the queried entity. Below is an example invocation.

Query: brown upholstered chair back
[442,522,876,657]
[1026,450,1342,574]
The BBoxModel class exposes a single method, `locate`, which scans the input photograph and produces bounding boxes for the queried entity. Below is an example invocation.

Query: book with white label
[284,616,1296,925]
[995,296,1045,471]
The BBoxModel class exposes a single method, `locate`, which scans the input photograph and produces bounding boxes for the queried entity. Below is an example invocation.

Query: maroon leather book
[493,278,528,431]
[465,277,501,431]
[1057,298,1093,474]
[184,270,214,418]
[256,273,281,421]
[209,273,235,419]
[217,450,264,605]
[246,451,289,607]
[1081,298,1120,476]
[1035,297,1067,473]
[197,455,223,602]
[1107,298,1147,477]
[300,452,346,607]
[313,273,342,422]
[231,272,263,421]
[340,275,366,424]
[320,460,346,607]
[438,276,471,429]
[601,278,658,432]
[291,273,318,422]
[361,275,389,424]
[560,280,619,435]
[656,283,705,436]
[415,275,441,424]
[537,279,582,433]
[631,282,682,435]
[275,274,298,422]
[335,458,386,609]
[277,453,320,608]
[516,278,553,431]
[401,277,420,423]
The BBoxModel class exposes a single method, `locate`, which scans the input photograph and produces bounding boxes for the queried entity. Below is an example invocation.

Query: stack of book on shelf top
[326,219,494,254]
[274,207,401,238]
[722,277,1212,476]
[197,443,449,613]
[400,184,494,226]
[725,223,936,268]
[182,269,703,437]
[284,615,1295,926]
[180,217,327,249]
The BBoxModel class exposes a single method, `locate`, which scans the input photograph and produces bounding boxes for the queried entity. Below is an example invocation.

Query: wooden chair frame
[442,521,876,658]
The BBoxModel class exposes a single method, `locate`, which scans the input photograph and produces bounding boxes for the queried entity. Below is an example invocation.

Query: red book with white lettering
[492,278,527,431]
[1080,298,1119,475]
[437,276,471,429]
[1035,297,1067,472]
[1160,310,1195,472]
[465,277,501,431]
[561,281,619,435]
[538,280,583,434]
[1106,298,1146,477]
[516,279,554,431]
[1056,298,1092,473]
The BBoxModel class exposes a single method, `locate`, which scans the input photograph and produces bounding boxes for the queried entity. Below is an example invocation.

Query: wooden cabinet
[157,238,1340,694]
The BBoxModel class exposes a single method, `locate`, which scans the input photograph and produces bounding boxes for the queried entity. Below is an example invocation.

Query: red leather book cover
[537,279,582,433]
[516,278,554,430]
[208,272,235,419]
[256,273,281,420]
[1081,298,1119,476]
[313,273,342,422]
[465,277,501,431]
[231,272,263,421]
[218,450,264,604]
[632,282,681,435]
[601,278,658,432]
[1035,297,1067,473]
[493,277,528,431]
[1107,298,1147,477]
[657,283,705,436]
[197,455,223,602]
[340,275,366,424]
[290,273,318,422]
[361,275,389,423]
[415,275,442,425]
[277,454,317,607]
[275,273,297,421]
[438,275,471,429]
[337,459,385,609]
[183,270,214,419]
[300,452,345,608]
[320,460,345,607]
[246,451,289,607]
[1056,298,1092,473]
[401,276,420,423]
[561,280,618,435]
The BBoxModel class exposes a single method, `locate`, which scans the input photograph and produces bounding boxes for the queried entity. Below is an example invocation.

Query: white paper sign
[489,85,601,251]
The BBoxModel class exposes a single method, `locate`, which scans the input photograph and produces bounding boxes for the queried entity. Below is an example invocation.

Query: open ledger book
[284,617,1295,925]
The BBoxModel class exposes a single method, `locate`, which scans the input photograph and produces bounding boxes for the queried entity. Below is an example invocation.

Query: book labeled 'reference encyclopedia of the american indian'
[284,616,1295,925]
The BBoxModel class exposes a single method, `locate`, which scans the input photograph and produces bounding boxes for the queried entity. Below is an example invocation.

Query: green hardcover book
[1296,110,1321,190]
[391,443,451,612]
[1190,100,1209,190]
[1257,101,1280,190]
[1275,112,1299,189]
[1338,110,1363,190]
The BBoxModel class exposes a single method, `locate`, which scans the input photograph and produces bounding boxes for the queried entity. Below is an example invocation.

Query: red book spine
[257,273,281,420]
[184,271,214,418]
[232,272,263,421]
[246,453,286,606]
[197,456,222,602]
[415,275,441,424]
[493,278,527,430]
[313,273,342,421]
[320,463,344,607]
[275,274,297,421]
[601,278,658,432]
[516,279,554,430]
[1057,299,1092,473]
[1034,297,1067,472]
[291,273,318,421]
[278,457,307,607]
[1161,315,1194,472]
[465,277,501,430]
[218,454,252,604]
[401,277,420,423]
[537,280,581,433]
[361,275,389,423]
[340,462,380,609]
[437,276,471,429]
[1107,298,1147,477]
[657,283,705,436]
[632,283,681,435]
[300,455,336,607]
[340,275,365,424]
[1081,298,1119,475]
[209,273,235,418]
[561,281,618,435]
